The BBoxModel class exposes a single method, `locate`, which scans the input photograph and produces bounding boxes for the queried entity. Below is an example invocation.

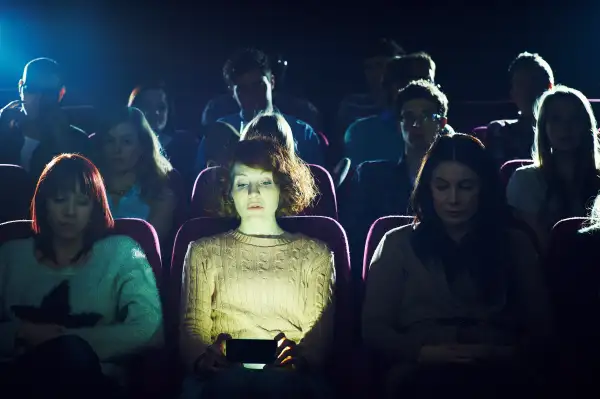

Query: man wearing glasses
[0,58,89,180]
[344,52,438,166]
[341,80,449,277]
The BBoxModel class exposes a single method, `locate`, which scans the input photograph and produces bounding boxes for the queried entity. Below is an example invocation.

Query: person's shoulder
[347,115,378,131]
[0,237,33,255]
[293,233,332,256]
[95,235,147,257]
[281,113,314,131]
[68,124,87,137]
[217,113,240,125]
[512,163,540,178]
[382,223,414,244]
[356,159,398,177]
[189,231,232,254]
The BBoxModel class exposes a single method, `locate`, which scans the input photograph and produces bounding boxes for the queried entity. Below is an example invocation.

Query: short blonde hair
[240,112,296,154]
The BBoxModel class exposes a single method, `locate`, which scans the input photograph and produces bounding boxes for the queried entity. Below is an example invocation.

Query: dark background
[0,1,597,133]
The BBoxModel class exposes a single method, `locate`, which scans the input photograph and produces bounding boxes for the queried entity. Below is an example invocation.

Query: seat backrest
[472,126,488,143]
[169,216,353,347]
[191,165,339,220]
[0,218,162,286]
[500,159,534,187]
[0,164,35,224]
[363,215,414,281]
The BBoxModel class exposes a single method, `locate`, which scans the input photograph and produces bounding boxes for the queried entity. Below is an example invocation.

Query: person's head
[396,80,448,153]
[223,48,274,116]
[382,53,436,106]
[362,38,405,95]
[240,112,296,154]
[96,107,173,196]
[411,133,506,231]
[509,52,554,116]
[31,153,114,262]
[128,82,171,134]
[533,85,600,169]
[19,58,66,119]
[219,139,317,222]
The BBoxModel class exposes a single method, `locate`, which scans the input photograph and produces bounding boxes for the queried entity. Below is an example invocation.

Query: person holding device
[179,137,335,398]
[0,57,90,181]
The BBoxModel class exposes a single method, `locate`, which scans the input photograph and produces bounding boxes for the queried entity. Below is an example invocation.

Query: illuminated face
[545,97,587,153]
[232,69,273,116]
[400,98,443,152]
[137,89,169,133]
[430,161,481,228]
[46,182,93,240]
[102,122,143,173]
[231,163,280,221]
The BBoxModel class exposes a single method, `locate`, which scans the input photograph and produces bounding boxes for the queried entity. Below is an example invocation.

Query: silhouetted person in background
[344,52,436,165]
[341,80,449,274]
[337,38,405,134]
[202,52,321,132]
[129,81,200,191]
[486,52,554,165]
[204,48,323,166]
[0,58,90,180]
[507,85,600,233]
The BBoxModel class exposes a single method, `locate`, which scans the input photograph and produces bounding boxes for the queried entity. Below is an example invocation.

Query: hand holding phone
[194,333,231,374]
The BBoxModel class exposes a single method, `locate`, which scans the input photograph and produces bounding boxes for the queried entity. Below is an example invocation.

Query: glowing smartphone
[225,339,277,365]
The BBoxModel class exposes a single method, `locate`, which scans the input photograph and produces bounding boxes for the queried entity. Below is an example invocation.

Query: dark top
[0,108,90,181]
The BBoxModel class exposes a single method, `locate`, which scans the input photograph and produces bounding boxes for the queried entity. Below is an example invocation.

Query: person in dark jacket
[0,57,90,181]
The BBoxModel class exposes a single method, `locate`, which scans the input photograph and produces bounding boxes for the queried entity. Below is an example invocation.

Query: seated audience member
[128,82,200,191]
[337,38,405,134]
[214,48,324,166]
[202,54,321,132]
[0,154,162,397]
[344,52,436,165]
[94,107,177,241]
[507,85,600,232]
[240,112,297,152]
[363,134,552,398]
[548,195,600,392]
[0,58,90,180]
[180,139,335,398]
[341,80,448,274]
[486,52,554,165]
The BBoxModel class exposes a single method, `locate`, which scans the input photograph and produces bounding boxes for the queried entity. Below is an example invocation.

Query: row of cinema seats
[0,212,592,396]
[0,157,534,279]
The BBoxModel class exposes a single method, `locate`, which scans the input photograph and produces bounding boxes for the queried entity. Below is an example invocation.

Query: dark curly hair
[223,48,272,88]
[218,139,317,217]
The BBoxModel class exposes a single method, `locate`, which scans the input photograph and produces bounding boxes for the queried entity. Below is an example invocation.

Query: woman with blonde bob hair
[507,85,600,232]
[180,138,335,398]
[93,106,177,241]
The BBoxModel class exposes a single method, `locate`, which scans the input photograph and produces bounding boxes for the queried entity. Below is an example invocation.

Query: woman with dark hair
[180,139,335,398]
[94,106,177,241]
[507,85,600,232]
[129,82,200,191]
[0,154,163,398]
[362,134,552,397]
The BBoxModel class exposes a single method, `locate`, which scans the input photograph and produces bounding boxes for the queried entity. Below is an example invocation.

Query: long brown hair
[95,106,173,199]
[31,153,114,264]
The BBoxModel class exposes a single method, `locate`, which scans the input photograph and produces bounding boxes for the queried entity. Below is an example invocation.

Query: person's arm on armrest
[65,239,163,361]
[297,248,336,369]
[362,232,422,363]
[179,241,216,371]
